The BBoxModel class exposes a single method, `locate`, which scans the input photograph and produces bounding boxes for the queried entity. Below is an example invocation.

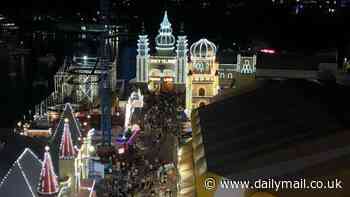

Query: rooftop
[198,79,350,179]
[50,103,81,173]
[0,131,45,179]
[0,148,42,197]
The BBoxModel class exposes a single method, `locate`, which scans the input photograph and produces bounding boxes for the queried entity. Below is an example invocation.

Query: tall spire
[140,21,146,35]
[37,146,59,196]
[155,10,175,51]
[161,11,171,28]
[176,23,188,84]
[59,119,77,160]
[179,22,185,35]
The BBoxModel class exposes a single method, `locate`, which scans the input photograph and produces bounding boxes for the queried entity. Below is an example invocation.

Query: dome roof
[190,38,217,59]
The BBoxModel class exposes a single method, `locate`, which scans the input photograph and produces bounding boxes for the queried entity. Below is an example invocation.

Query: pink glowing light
[260,49,276,54]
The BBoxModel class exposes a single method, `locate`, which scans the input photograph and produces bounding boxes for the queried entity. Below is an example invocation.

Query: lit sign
[150,59,176,64]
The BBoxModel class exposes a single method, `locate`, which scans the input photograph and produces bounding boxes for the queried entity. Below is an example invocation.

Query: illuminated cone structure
[37,147,59,196]
[59,118,78,194]
[59,120,77,159]
[50,103,81,174]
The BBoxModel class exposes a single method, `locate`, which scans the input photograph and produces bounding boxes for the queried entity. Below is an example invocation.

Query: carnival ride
[114,90,144,153]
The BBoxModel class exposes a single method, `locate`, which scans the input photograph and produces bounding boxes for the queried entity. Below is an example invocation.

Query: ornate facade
[136,11,257,112]
[136,11,188,88]
[186,39,219,111]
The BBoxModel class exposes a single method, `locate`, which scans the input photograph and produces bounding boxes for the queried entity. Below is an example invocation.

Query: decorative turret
[37,146,59,196]
[59,119,77,160]
[186,70,193,112]
[137,36,149,57]
[176,22,188,84]
[237,54,257,74]
[155,11,176,52]
[176,35,188,58]
[136,23,150,83]
[140,21,146,35]
[187,38,219,111]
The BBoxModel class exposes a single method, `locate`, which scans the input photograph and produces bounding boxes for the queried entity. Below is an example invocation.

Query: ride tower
[99,0,113,146]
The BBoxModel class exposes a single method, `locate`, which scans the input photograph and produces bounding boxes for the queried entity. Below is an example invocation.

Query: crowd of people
[97,90,180,197]
[144,92,181,137]
[99,153,175,197]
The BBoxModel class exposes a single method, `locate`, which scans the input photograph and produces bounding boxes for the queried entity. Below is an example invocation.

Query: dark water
[0,36,65,128]
[0,60,50,128]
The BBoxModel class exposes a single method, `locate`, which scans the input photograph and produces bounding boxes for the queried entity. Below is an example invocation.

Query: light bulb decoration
[37,147,59,195]
[51,103,82,141]
[190,38,217,60]
[0,148,42,195]
[59,123,77,160]
[155,11,176,51]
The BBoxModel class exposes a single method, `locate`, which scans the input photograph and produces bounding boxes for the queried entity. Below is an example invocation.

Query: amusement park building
[134,11,257,111]
[0,103,99,197]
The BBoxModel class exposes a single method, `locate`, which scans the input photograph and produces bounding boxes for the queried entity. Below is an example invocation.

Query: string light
[155,11,175,51]
[52,103,82,143]
[37,146,59,195]
[0,148,42,192]
[190,38,217,60]
[59,123,77,160]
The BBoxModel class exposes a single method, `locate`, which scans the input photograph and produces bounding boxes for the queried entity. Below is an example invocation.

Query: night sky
[2,0,348,50]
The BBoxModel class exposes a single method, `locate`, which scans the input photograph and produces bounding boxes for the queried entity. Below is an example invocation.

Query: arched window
[228,73,233,79]
[220,72,225,79]
[198,88,205,96]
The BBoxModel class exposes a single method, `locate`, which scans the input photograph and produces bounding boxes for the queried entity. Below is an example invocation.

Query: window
[228,73,233,79]
[199,88,205,96]
[220,72,225,79]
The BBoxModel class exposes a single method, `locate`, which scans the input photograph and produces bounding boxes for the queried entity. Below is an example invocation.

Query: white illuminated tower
[175,25,188,84]
[136,26,150,83]
[155,11,176,54]
[186,38,219,111]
